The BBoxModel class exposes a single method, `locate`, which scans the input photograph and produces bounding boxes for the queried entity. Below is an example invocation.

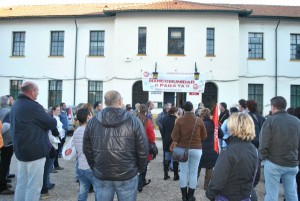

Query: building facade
[0,1,299,115]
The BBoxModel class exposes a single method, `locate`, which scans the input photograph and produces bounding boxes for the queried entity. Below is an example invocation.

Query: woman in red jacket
[137,104,156,193]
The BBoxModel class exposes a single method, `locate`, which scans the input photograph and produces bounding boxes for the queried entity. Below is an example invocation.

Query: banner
[142,71,206,93]
[212,104,219,154]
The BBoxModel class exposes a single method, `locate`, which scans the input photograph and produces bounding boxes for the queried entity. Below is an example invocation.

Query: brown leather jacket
[171,111,207,149]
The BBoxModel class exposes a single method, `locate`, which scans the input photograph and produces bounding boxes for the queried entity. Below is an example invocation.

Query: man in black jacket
[83,90,148,201]
[10,81,57,201]
[260,96,300,201]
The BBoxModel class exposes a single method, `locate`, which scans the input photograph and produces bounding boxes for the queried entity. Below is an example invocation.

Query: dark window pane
[248,32,263,58]
[88,81,103,105]
[248,84,264,114]
[138,27,147,54]
[50,31,64,56]
[168,28,184,55]
[89,31,105,56]
[48,80,63,107]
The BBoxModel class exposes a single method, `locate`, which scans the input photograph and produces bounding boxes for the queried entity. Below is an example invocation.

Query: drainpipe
[74,18,78,105]
[275,20,280,96]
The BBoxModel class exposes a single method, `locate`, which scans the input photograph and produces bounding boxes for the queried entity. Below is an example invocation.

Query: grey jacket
[259,110,300,167]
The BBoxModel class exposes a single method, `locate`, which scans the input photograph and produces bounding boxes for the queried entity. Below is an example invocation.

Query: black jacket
[219,109,229,124]
[199,118,223,169]
[83,107,148,181]
[161,114,177,151]
[10,94,57,161]
[206,137,260,201]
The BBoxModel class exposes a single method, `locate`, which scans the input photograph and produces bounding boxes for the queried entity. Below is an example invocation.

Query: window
[290,34,300,60]
[248,33,263,59]
[10,80,23,100]
[168,28,184,55]
[248,84,263,114]
[12,32,25,56]
[138,27,147,54]
[291,85,300,107]
[90,31,105,56]
[88,81,103,105]
[206,28,215,55]
[50,31,64,56]
[48,80,62,107]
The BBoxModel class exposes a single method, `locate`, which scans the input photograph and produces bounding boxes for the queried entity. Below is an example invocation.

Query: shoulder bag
[172,118,198,162]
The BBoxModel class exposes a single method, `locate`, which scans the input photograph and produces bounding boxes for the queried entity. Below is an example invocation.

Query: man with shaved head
[10,81,57,201]
[83,90,148,201]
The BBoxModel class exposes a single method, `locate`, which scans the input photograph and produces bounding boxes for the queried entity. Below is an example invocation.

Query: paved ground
[2,131,285,201]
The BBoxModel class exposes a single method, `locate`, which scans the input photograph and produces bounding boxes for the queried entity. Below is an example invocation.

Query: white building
[0,1,299,115]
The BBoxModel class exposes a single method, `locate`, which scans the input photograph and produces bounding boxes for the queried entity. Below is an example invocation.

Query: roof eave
[104,9,252,16]
[243,15,300,20]
[0,14,108,20]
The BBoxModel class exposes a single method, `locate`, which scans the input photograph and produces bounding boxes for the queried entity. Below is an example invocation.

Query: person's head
[270,96,287,114]
[177,107,183,116]
[126,104,132,111]
[294,107,300,119]
[200,108,211,120]
[182,101,193,112]
[76,108,92,125]
[227,113,255,141]
[287,107,295,116]
[168,106,178,115]
[219,102,227,112]
[229,107,239,115]
[135,103,140,111]
[139,104,148,114]
[238,99,247,112]
[20,81,39,101]
[246,100,258,113]
[6,95,14,106]
[198,102,204,109]
[147,101,154,110]
[60,102,66,110]
[0,96,9,107]
[104,90,122,108]
[163,104,170,113]
[52,105,60,116]
[94,101,103,111]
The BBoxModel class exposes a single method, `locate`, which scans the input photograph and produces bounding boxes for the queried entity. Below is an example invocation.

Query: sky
[0,0,300,7]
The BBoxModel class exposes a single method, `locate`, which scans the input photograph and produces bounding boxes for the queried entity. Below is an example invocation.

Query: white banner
[142,71,206,93]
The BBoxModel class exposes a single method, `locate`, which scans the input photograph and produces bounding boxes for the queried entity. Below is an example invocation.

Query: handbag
[149,142,158,158]
[215,149,259,201]
[172,118,198,162]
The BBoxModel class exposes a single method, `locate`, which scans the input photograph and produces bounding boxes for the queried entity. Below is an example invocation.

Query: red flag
[212,104,219,153]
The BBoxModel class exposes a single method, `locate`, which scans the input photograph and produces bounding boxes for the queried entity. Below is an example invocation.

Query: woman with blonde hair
[206,113,260,201]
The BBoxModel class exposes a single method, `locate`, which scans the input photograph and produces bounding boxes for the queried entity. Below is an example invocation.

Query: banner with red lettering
[142,72,206,93]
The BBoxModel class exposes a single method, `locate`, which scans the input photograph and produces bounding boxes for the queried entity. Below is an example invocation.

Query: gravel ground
[2,132,284,201]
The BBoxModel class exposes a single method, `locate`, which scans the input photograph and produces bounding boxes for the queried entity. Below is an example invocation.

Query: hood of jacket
[96,107,131,127]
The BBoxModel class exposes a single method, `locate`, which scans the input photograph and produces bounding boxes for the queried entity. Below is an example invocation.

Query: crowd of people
[1,80,300,201]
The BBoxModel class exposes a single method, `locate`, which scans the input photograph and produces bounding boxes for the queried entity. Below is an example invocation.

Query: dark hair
[94,101,100,109]
[126,104,132,111]
[60,102,65,107]
[220,102,227,110]
[76,108,90,125]
[246,100,258,113]
[52,105,60,112]
[238,99,246,109]
[294,107,300,119]
[137,104,148,127]
[270,96,287,110]
[287,107,295,115]
[182,101,193,112]
[168,106,178,115]
[229,107,239,114]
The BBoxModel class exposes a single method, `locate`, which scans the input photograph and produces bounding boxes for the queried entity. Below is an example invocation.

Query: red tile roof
[0,0,299,19]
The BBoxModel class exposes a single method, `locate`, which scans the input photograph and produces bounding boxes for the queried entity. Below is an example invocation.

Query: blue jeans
[94,175,138,201]
[264,160,298,201]
[14,157,46,201]
[41,153,55,194]
[179,149,202,189]
[78,169,96,201]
